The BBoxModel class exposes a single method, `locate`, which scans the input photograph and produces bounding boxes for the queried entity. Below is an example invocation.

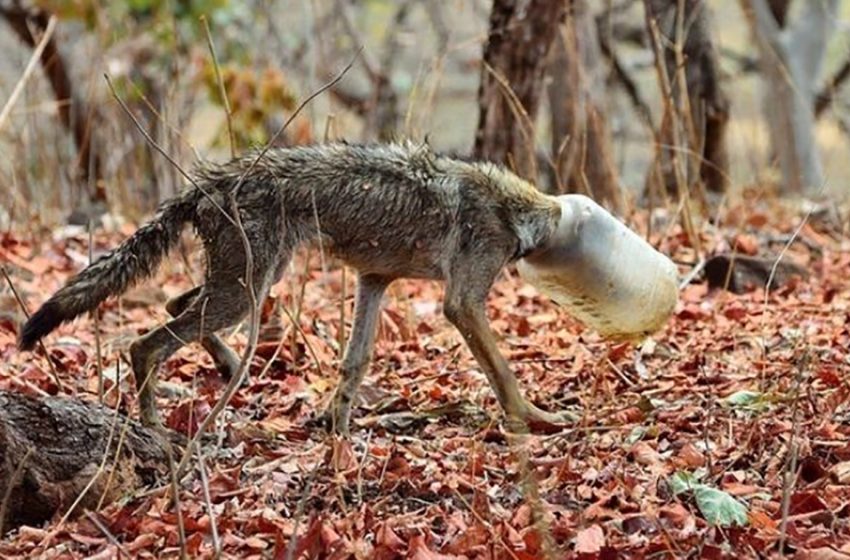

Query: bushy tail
[18,188,200,351]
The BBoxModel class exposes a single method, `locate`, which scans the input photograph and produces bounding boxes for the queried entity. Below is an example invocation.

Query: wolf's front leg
[444,269,573,434]
[326,274,390,436]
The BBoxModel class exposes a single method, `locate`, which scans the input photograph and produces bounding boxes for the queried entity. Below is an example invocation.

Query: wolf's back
[18,188,201,350]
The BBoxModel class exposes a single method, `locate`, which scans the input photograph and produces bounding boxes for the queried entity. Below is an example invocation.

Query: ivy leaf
[669,471,748,527]
[693,485,749,527]
[670,471,698,496]
[722,390,770,413]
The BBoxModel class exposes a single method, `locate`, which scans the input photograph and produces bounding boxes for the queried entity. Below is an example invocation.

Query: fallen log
[0,390,171,534]
[704,253,808,294]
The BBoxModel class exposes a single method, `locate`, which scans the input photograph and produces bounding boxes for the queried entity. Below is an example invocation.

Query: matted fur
[19,141,565,432]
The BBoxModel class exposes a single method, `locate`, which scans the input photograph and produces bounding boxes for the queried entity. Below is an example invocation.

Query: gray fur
[20,141,568,433]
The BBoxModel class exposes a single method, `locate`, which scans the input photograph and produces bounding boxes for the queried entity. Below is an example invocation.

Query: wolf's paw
[508,405,579,435]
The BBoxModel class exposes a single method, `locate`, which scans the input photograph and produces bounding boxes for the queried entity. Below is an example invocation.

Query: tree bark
[473,0,566,181]
[741,0,838,192]
[548,0,622,212]
[643,0,731,194]
[1,2,104,202]
[0,391,171,534]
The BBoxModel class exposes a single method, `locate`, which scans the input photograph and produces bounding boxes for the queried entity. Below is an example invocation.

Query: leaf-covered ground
[1,201,849,559]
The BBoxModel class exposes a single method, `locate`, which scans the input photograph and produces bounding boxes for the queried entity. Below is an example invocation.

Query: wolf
[18,141,576,434]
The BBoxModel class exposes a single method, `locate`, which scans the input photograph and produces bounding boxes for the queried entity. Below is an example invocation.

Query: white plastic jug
[517,195,679,340]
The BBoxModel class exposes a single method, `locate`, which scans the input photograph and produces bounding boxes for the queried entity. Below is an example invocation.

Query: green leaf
[670,471,698,496]
[626,426,647,445]
[723,390,761,406]
[722,390,770,413]
[693,485,749,527]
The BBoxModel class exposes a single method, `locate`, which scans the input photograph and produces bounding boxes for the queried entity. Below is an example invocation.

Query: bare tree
[474,0,566,180]
[547,0,622,212]
[741,0,839,192]
[643,0,731,195]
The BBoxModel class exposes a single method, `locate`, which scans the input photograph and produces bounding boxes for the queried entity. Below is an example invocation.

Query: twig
[452,488,522,560]
[0,15,57,132]
[482,61,539,180]
[104,73,237,230]
[95,398,133,510]
[355,429,372,504]
[607,357,636,387]
[647,16,701,256]
[166,445,188,560]
[778,349,808,557]
[285,456,323,560]
[1,264,62,388]
[678,257,706,290]
[176,50,361,478]
[231,48,363,194]
[89,221,105,403]
[0,446,33,536]
[84,511,131,558]
[200,15,236,158]
[197,448,221,559]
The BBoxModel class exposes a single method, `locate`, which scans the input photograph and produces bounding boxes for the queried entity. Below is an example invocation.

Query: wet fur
[19,141,565,432]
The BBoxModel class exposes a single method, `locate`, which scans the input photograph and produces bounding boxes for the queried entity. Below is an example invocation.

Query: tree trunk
[1,2,104,203]
[741,0,838,192]
[548,0,622,212]
[473,0,566,181]
[0,391,171,534]
[643,0,731,194]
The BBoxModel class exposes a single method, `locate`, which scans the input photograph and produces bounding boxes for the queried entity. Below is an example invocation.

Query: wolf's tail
[18,188,201,351]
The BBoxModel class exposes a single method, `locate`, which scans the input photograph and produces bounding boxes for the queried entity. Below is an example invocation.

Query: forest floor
[0,197,849,559]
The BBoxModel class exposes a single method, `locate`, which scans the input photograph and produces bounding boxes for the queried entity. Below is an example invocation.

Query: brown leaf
[574,524,605,554]
[676,443,706,468]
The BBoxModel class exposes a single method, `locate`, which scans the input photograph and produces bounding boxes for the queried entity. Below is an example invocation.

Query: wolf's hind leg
[131,281,257,426]
[327,273,390,436]
[166,286,240,380]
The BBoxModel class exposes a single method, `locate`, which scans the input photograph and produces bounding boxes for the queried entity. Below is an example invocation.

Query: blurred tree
[331,0,414,142]
[643,0,730,196]
[547,0,622,212]
[741,0,839,192]
[473,0,565,180]
[1,0,104,206]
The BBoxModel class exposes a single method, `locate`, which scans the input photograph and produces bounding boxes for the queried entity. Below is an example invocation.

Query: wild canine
[20,142,598,433]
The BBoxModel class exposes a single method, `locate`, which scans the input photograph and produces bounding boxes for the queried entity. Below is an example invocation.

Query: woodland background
[0,0,849,558]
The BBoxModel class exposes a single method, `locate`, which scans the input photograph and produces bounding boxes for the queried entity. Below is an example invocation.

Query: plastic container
[517,194,679,340]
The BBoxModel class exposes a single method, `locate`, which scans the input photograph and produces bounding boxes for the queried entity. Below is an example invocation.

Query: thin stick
[647,16,700,256]
[285,457,323,560]
[0,16,57,132]
[176,54,359,475]
[197,449,221,559]
[232,47,362,196]
[355,429,372,504]
[104,74,236,229]
[1,265,62,388]
[200,15,236,158]
[778,350,808,556]
[482,61,538,179]
[166,446,188,560]
[452,488,522,560]
[84,511,131,558]
[0,446,33,536]
[89,221,105,403]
